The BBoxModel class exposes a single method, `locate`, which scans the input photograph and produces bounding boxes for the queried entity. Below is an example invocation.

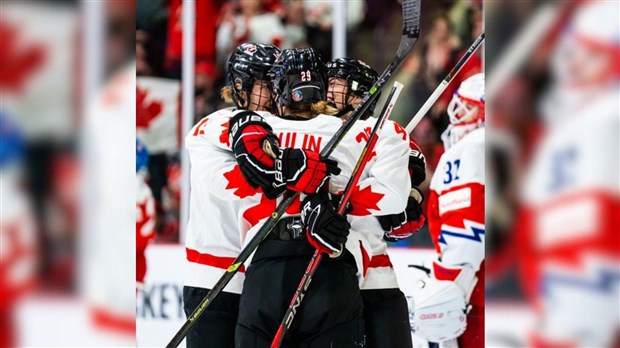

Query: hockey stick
[404,32,485,134]
[165,1,420,346]
[271,82,405,348]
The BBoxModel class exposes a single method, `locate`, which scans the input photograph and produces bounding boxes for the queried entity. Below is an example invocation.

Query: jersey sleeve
[185,112,259,200]
[348,120,411,216]
[428,133,485,272]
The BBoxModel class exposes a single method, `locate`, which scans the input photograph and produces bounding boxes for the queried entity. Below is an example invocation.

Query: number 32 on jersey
[443,159,461,184]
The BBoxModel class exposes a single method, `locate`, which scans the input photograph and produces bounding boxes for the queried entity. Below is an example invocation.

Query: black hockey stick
[271,81,405,348]
[165,1,420,346]
[404,31,485,133]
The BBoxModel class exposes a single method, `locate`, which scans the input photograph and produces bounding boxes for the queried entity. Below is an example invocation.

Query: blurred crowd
[136,0,483,246]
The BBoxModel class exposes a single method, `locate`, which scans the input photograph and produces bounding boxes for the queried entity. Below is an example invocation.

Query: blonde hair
[287,100,338,118]
[311,100,338,116]
[220,86,234,104]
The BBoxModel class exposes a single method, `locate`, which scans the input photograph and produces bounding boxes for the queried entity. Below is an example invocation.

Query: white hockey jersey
[358,139,426,290]
[0,170,37,310]
[427,127,485,307]
[184,108,273,294]
[189,111,411,284]
[136,173,155,287]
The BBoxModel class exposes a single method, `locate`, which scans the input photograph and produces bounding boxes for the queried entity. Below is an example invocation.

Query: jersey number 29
[301,70,312,82]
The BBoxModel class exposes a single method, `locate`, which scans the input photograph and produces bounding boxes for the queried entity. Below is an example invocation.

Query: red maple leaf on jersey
[220,121,230,147]
[223,165,258,199]
[136,200,155,251]
[348,185,385,216]
[136,87,163,129]
[243,194,277,227]
[0,21,46,93]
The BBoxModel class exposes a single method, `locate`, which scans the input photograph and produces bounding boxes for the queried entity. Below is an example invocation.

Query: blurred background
[485,1,619,347]
[1,0,136,346]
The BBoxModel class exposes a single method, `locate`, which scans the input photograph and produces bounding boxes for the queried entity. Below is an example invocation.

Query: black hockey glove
[301,191,351,256]
[228,111,285,199]
[274,148,341,194]
[409,140,426,186]
[379,187,425,243]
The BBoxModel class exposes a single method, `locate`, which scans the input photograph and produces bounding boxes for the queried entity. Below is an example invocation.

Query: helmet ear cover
[226,43,281,109]
[228,72,254,109]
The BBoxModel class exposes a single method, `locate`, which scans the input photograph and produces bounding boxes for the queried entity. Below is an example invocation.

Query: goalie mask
[442,73,485,149]
[327,58,379,117]
[227,43,281,110]
[269,48,328,114]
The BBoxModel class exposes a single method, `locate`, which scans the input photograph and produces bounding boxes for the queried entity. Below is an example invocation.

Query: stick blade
[402,0,421,38]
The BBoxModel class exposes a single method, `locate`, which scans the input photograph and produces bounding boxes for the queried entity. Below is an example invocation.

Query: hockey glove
[274,148,341,194]
[409,140,426,186]
[380,187,425,242]
[301,191,351,256]
[229,111,285,199]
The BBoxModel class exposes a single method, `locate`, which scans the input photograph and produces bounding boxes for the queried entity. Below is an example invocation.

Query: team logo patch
[244,44,257,55]
[292,90,303,102]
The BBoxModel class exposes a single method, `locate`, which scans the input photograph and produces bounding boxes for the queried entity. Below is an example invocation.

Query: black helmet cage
[269,48,328,116]
[327,58,380,116]
[227,43,281,111]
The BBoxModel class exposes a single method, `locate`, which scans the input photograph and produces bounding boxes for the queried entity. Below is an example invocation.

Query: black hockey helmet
[227,42,281,108]
[269,48,328,110]
[327,57,379,116]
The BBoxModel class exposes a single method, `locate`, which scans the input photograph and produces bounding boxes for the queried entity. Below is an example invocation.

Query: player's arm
[348,121,411,216]
[186,113,260,200]
[378,138,427,242]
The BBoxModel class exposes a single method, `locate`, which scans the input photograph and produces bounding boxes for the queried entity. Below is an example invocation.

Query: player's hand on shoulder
[301,191,351,257]
[380,187,425,242]
[228,111,284,199]
[274,149,341,194]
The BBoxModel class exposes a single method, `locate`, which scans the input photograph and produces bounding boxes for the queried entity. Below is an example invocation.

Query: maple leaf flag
[0,21,46,94]
[136,87,163,129]
[136,77,181,154]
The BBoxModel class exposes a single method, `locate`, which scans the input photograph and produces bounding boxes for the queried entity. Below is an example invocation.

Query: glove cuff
[228,111,273,146]
[432,260,477,301]
[410,186,424,204]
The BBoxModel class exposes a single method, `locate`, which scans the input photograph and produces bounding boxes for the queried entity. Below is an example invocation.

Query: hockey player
[413,73,485,347]
[136,138,155,288]
[183,42,281,348]
[327,57,426,348]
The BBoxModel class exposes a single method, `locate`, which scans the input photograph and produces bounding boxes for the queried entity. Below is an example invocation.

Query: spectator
[303,0,365,59]
[136,30,165,77]
[421,14,461,90]
[216,0,285,66]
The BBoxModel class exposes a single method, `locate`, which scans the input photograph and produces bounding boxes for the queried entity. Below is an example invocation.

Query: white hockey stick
[405,32,485,134]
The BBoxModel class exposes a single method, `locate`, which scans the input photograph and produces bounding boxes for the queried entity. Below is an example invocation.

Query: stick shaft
[404,32,485,134]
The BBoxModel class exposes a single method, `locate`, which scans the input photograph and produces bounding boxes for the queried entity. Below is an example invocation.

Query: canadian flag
[136,77,181,154]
